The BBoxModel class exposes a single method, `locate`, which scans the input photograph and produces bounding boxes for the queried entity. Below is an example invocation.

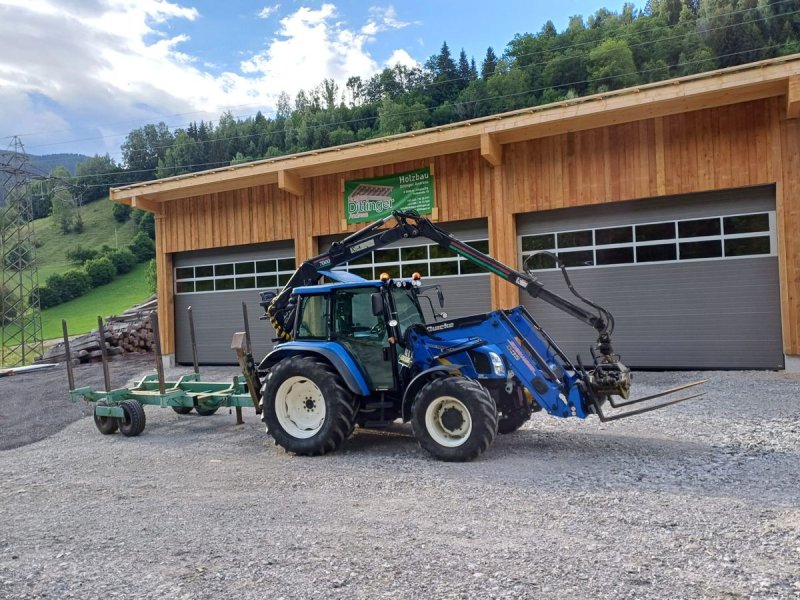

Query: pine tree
[481,47,498,79]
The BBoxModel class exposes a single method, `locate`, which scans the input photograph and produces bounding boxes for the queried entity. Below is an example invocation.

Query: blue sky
[0,1,632,160]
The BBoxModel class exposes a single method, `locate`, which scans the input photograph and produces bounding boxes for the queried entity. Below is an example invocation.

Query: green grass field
[1,263,151,343]
[32,198,139,282]
[41,263,151,339]
[2,200,152,349]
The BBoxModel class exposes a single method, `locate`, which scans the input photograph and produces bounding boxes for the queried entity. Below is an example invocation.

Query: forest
[33,0,800,201]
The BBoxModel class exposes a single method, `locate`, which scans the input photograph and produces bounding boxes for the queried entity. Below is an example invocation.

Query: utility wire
[54,41,788,191]
[10,0,797,150]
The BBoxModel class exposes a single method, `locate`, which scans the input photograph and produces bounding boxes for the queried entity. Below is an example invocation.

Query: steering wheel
[370,320,386,336]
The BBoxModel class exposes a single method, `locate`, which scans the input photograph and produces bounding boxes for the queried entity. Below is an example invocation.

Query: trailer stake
[96,316,111,392]
[62,320,74,391]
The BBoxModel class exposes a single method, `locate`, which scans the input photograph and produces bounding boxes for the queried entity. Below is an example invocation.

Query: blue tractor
[258,211,702,462]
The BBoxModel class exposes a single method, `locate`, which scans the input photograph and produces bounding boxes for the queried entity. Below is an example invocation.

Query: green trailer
[65,305,262,437]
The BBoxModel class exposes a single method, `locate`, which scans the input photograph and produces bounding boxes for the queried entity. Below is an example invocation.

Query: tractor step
[360,420,393,428]
[363,401,393,409]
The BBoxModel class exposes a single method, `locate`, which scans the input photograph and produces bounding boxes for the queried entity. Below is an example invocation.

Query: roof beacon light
[379,272,390,281]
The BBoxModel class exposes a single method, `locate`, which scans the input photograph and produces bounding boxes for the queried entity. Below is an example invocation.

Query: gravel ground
[1,363,799,599]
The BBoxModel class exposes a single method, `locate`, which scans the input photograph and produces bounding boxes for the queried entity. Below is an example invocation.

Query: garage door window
[175,256,296,294]
[333,239,489,280]
[521,211,774,270]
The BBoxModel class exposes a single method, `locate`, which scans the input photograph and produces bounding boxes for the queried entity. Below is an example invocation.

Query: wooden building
[111,55,800,370]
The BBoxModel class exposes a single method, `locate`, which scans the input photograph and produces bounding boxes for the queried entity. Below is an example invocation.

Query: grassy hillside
[1,264,151,347]
[32,198,139,282]
[41,263,151,339]
[2,199,152,349]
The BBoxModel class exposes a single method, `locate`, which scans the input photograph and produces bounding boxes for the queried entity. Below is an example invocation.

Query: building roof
[111,54,800,210]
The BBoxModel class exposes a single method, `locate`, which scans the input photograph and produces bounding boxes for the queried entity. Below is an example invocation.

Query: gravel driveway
[0,364,798,599]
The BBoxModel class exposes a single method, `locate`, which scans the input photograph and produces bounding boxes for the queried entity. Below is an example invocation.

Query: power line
[10,0,797,152]
[59,42,788,191]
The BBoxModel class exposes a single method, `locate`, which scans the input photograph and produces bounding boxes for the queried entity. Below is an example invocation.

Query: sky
[0,0,633,161]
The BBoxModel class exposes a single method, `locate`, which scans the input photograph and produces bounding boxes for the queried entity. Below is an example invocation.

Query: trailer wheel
[172,406,192,415]
[118,399,146,437]
[94,400,119,435]
[262,356,357,456]
[194,406,219,416]
[411,377,498,462]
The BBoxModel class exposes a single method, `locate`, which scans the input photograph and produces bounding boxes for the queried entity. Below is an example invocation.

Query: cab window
[296,294,329,339]
[334,287,383,338]
[392,288,425,338]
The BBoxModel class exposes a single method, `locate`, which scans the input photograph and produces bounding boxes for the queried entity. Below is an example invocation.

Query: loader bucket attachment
[590,379,707,422]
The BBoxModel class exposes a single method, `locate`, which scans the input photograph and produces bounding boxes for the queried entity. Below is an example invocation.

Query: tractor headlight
[488,351,505,376]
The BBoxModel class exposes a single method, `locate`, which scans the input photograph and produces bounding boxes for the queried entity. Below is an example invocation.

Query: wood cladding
[159,152,493,254]
[154,97,800,355]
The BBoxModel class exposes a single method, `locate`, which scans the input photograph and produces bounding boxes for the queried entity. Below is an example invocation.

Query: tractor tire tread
[412,376,498,462]
[262,355,357,456]
[498,406,532,435]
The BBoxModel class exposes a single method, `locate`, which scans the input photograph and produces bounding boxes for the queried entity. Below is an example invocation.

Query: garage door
[174,242,295,364]
[319,219,491,321]
[518,186,783,369]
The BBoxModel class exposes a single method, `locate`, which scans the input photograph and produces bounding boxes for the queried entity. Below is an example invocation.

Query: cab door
[333,287,394,390]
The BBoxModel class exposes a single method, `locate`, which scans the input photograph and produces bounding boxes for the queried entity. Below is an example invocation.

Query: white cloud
[384,49,419,69]
[239,4,378,97]
[257,4,279,19]
[363,5,412,34]
[0,1,420,158]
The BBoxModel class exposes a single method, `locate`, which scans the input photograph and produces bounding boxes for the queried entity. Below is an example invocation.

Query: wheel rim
[275,376,326,439]
[424,395,472,447]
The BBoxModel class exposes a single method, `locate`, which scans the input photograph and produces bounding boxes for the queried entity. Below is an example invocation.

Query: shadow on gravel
[0,355,157,452]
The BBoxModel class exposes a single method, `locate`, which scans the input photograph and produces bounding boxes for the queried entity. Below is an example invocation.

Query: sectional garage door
[518,187,783,369]
[173,242,295,364]
[320,219,491,322]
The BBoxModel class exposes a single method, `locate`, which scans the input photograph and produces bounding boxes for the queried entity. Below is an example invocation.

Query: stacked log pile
[41,296,158,364]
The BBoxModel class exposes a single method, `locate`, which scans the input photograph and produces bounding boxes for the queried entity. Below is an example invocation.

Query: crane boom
[265,210,617,356]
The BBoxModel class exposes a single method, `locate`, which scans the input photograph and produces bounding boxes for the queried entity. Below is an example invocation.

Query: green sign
[344,167,434,225]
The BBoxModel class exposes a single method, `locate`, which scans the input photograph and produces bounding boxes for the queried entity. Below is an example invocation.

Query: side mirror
[437,287,445,308]
[371,293,384,316]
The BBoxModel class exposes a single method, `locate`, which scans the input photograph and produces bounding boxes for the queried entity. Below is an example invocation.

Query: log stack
[41,296,158,364]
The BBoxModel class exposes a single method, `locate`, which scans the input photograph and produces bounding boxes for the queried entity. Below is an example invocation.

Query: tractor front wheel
[262,356,357,456]
[411,377,498,462]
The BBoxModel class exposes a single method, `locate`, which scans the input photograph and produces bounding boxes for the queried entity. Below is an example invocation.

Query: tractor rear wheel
[262,356,357,456]
[497,407,532,434]
[411,377,498,462]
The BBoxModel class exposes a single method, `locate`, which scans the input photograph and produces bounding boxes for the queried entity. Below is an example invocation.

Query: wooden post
[487,164,520,310]
[62,320,74,391]
[150,311,166,395]
[96,316,111,392]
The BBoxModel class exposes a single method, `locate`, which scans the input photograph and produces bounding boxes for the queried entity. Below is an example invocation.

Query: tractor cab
[290,275,433,393]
